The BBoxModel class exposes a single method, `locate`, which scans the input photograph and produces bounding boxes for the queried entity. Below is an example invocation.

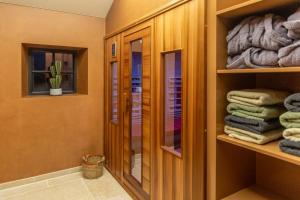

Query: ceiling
[0,0,114,18]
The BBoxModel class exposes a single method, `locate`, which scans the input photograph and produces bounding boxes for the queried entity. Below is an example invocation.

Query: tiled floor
[0,169,132,200]
[131,154,141,183]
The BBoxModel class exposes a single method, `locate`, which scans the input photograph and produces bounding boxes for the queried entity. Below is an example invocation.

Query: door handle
[123,92,131,113]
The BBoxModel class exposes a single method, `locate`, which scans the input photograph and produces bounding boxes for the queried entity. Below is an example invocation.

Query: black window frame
[28,48,77,95]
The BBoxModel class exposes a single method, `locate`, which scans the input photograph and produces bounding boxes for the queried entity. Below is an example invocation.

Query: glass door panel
[111,62,118,123]
[130,39,143,183]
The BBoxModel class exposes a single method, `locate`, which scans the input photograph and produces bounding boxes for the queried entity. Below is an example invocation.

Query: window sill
[22,93,88,99]
[161,145,182,158]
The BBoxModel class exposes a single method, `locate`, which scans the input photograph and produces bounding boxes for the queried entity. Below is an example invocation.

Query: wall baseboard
[0,166,82,190]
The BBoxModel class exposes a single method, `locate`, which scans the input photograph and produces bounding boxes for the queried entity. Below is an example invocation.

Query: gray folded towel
[284,93,300,112]
[283,7,300,40]
[279,40,300,67]
[224,115,281,134]
[227,16,256,56]
[252,14,292,51]
[279,139,300,157]
[227,47,278,69]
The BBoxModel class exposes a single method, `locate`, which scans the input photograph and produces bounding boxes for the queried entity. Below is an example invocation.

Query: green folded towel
[224,125,282,145]
[280,112,300,128]
[227,103,285,121]
[283,128,300,142]
[227,89,289,106]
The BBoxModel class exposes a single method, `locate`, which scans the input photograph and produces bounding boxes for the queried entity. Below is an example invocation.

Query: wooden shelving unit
[218,134,300,166]
[208,0,300,199]
[216,0,298,18]
[222,185,288,200]
[217,67,300,74]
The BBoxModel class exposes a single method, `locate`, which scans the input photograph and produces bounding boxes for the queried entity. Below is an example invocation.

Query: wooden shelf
[216,0,299,18]
[217,67,300,74]
[217,134,300,166]
[222,185,288,200]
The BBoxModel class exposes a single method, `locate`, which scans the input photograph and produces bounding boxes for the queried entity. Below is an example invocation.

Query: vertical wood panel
[153,1,205,200]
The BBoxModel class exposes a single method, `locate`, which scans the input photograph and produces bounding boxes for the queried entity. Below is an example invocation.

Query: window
[29,48,76,95]
[111,62,118,123]
[162,51,182,157]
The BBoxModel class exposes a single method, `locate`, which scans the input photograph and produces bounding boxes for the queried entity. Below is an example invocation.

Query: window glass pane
[29,48,76,95]
[111,62,118,123]
[61,74,74,91]
[55,53,74,72]
[32,51,53,71]
[130,39,142,183]
[32,72,50,92]
[164,51,182,155]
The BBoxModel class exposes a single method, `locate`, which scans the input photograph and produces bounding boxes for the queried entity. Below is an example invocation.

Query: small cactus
[49,61,62,89]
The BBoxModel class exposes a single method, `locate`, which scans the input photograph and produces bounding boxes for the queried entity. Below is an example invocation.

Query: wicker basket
[82,154,105,179]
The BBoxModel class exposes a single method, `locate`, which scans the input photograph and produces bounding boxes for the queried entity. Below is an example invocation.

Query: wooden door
[122,27,152,199]
[104,35,122,180]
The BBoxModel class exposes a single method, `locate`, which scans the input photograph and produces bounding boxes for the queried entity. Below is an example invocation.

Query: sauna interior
[1,0,300,199]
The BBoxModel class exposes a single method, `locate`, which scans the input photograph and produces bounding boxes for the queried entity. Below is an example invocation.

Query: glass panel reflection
[55,53,74,72]
[111,62,118,123]
[32,72,50,92]
[130,39,142,183]
[32,51,53,71]
[61,74,74,92]
[164,51,182,155]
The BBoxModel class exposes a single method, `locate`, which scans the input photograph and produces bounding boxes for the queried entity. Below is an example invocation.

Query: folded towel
[280,112,300,128]
[226,47,278,69]
[227,16,255,56]
[224,115,281,134]
[283,7,300,40]
[227,89,289,106]
[227,103,285,121]
[252,14,292,51]
[279,139,300,157]
[224,125,282,144]
[284,93,300,112]
[278,40,300,67]
[283,128,300,142]
[227,14,292,56]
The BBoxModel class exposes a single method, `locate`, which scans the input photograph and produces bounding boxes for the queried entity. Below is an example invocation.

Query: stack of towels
[227,14,292,69]
[224,89,289,144]
[279,8,300,67]
[279,93,300,156]
[226,7,300,69]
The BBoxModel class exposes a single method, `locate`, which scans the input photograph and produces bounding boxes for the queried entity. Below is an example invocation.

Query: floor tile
[0,169,131,200]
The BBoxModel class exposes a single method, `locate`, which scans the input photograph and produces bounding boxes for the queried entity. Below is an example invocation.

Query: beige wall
[105,0,179,34]
[0,3,104,183]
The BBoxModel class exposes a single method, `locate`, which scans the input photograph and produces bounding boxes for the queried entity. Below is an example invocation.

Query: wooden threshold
[216,0,299,18]
[222,185,288,200]
[217,134,300,166]
[217,67,300,74]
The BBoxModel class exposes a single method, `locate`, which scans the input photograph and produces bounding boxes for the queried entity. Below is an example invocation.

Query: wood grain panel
[153,1,206,199]
[256,154,300,200]
[104,1,206,199]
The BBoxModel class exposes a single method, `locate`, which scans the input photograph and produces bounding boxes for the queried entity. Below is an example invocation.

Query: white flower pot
[50,88,62,96]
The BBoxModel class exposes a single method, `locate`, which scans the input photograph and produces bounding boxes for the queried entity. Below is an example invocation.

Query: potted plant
[49,61,62,96]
